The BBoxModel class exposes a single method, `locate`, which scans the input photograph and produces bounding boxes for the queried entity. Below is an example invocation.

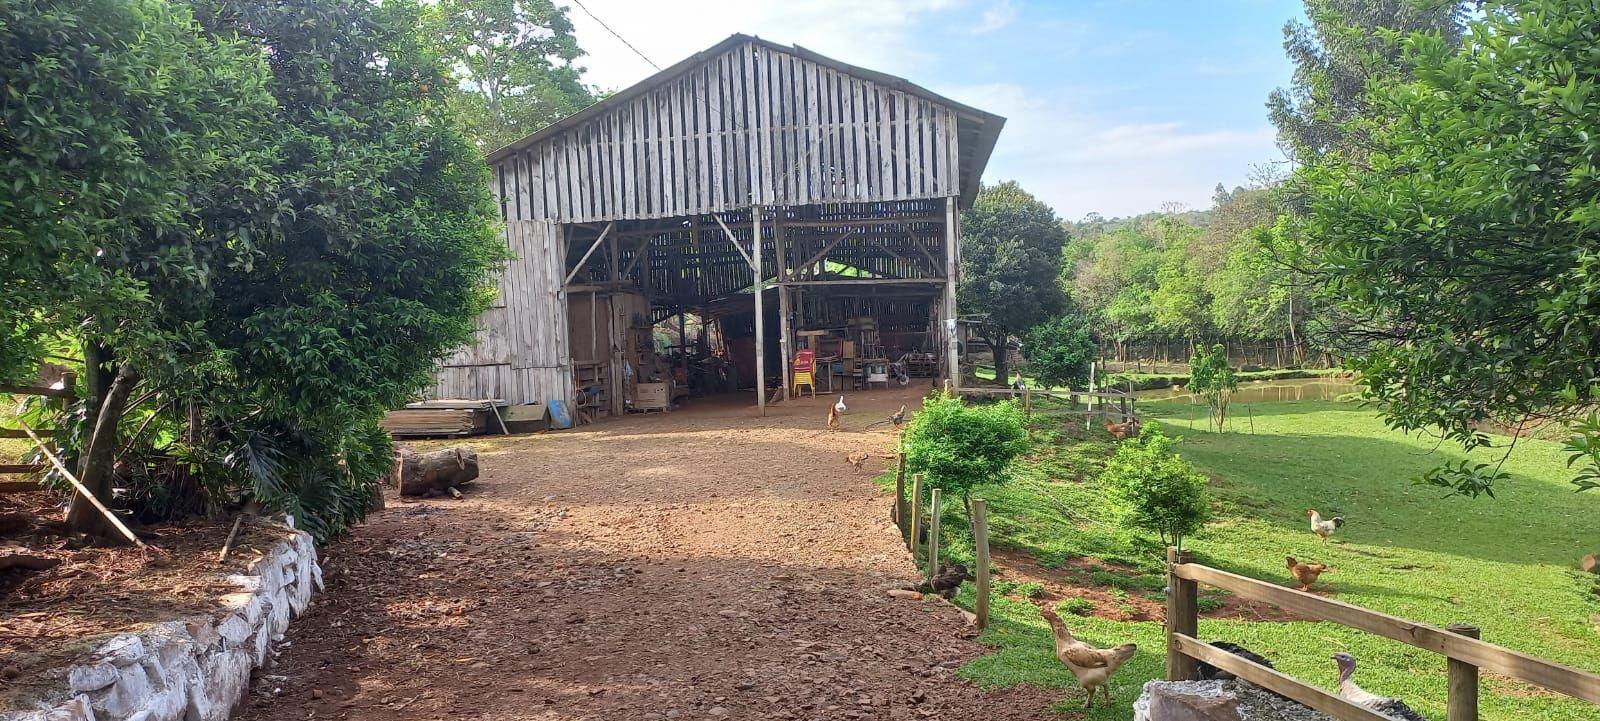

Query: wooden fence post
[1166,546,1199,681]
[926,488,943,586]
[972,498,991,630]
[1448,624,1481,721]
[894,446,909,544]
[909,473,924,556]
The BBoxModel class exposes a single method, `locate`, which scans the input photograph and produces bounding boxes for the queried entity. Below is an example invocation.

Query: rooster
[846,451,871,473]
[1333,653,1425,721]
[834,395,847,414]
[1039,606,1138,708]
[826,405,840,431]
[1286,556,1331,592]
[1308,509,1344,543]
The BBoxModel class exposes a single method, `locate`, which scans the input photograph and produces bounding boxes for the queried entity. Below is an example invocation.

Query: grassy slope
[933,398,1600,720]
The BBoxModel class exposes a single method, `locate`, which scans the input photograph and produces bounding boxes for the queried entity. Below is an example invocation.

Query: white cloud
[972,0,1017,34]
[946,82,1282,218]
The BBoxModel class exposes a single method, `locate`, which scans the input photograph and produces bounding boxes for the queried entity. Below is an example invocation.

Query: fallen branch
[0,553,60,572]
[14,418,146,548]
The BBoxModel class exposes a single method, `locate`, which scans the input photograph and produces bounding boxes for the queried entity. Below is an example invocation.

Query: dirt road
[239,388,1061,721]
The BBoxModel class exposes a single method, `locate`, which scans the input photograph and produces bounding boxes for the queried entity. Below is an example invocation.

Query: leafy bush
[1021,314,1097,389]
[1058,597,1094,616]
[903,393,1029,504]
[1105,424,1211,549]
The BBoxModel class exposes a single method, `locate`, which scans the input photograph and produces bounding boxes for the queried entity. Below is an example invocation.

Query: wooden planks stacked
[381,399,505,438]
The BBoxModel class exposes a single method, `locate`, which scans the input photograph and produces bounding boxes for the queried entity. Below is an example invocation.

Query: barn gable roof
[485,33,1004,213]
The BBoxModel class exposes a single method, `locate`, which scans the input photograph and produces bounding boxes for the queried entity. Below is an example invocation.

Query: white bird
[834,395,847,414]
[1332,653,1424,721]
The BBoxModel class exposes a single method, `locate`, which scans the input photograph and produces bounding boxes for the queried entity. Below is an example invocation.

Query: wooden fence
[0,376,74,492]
[1165,548,1600,720]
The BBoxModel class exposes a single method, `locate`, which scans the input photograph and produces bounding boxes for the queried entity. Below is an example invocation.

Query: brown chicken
[901,563,969,599]
[1105,419,1138,440]
[1040,606,1138,708]
[1286,556,1331,591]
[846,451,870,472]
[826,405,840,431]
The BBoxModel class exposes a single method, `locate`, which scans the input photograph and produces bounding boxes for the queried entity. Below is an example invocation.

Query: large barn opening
[429,34,1004,423]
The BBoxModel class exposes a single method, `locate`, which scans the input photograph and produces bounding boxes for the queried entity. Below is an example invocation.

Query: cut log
[396,446,480,497]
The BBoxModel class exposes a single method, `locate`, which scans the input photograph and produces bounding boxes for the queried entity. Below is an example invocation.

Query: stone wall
[3,525,322,721]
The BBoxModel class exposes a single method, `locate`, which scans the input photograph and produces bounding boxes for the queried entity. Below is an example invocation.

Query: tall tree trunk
[988,330,1010,387]
[64,364,139,540]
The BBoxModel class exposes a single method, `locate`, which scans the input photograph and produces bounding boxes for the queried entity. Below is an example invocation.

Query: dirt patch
[988,547,1306,623]
[237,388,1067,721]
[0,490,290,705]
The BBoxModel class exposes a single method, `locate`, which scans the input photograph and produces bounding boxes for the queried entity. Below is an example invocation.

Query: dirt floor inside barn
[237,387,1065,721]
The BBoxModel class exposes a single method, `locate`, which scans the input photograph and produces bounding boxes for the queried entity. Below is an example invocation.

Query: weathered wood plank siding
[489,40,962,225]
[432,220,570,404]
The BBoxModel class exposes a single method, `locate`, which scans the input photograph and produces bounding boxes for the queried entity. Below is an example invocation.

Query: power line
[568,0,660,71]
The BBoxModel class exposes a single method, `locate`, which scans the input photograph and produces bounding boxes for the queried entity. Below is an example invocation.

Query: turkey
[1332,652,1425,721]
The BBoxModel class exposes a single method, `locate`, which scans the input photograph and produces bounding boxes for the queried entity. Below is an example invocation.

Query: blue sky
[566,0,1305,220]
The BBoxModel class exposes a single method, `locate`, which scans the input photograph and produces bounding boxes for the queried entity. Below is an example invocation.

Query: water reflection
[1136,378,1360,404]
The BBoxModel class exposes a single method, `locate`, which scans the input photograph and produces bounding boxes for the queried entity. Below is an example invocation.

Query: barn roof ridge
[484,33,1005,205]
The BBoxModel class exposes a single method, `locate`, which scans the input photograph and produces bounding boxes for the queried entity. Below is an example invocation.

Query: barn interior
[561,198,957,418]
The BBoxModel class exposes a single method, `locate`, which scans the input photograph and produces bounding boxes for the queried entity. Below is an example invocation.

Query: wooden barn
[430,33,1004,418]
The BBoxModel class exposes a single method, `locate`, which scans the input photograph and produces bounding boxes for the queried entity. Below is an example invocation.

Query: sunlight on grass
[930,397,1600,721]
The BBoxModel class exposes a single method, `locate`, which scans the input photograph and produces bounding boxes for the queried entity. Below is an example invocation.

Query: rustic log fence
[891,446,994,629]
[1,374,75,492]
[1165,548,1600,720]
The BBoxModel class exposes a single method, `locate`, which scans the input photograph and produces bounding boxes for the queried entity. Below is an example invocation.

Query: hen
[1039,606,1138,708]
[834,395,848,414]
[1105,419,1138,440]
[826,405,840,431]
[845,451,871,473]
[1286,556,1331,592]
[1196,641,1275,680]
[1308,509,1344,542]
[1333,653,1425,721]
[901,563,968,599]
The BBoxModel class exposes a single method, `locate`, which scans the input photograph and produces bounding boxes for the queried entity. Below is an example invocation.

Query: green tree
[1,0,278,537]
[1294,0,1600,494]
[960,182,1071,386]
[1188,344,1238,432]
[1022,314,1097,389]
[1268,0,1464,162]
[430,0,595,149]
[185,0,505,537]
[1106,424,1210,550]
[903,393,1029,507]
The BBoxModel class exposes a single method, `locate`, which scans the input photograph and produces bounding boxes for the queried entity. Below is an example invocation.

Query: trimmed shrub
[903,393,1028,504]
[1105,424,1211,550]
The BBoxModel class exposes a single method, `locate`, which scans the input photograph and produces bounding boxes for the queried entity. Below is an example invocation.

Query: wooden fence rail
[1165,548,1600,720]
[1,373,76,491]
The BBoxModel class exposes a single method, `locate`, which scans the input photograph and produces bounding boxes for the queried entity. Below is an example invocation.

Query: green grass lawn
[916,397,1600,720]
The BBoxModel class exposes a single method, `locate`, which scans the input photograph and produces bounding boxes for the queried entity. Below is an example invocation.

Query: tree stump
[395,446,480,497]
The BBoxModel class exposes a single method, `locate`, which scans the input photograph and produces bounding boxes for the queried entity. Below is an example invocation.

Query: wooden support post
[894,444,909,543]
[1166,546,1199,681]
[972,498,991,630]
[942,197,962,391]
[1024,386,1032,418]
[752,207,766,416]
[1448,624,1481,721]
[909,473,924,556]
[776,214,791,401]
[926,488,943,586]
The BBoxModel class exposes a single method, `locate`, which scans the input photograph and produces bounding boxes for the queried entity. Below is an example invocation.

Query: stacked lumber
[380,399,507,438]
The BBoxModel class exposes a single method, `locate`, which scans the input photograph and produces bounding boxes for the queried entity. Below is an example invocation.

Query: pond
[1135,377,1361,404]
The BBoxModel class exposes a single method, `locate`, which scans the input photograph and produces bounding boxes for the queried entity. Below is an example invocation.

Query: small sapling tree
[903,393,1029,513]
[1188,344,1238,432]
[1105,425,1210,550]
